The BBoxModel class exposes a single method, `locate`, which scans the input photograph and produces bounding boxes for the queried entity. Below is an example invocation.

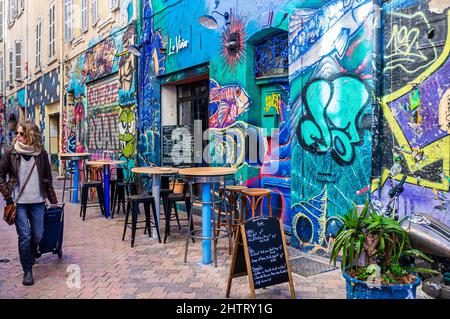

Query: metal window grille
[254,32,289,78]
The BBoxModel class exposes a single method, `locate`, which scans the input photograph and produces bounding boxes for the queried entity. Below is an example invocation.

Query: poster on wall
[162,125,194,168]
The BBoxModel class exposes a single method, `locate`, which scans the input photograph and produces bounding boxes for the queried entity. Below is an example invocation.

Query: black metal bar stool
[163,178,193,243]
[80,165,106,221]
[122,194,161,247]
[111,167,135,218]
[215,185,248,255]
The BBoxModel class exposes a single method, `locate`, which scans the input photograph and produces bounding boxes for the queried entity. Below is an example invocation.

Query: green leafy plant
[330,198,438,284]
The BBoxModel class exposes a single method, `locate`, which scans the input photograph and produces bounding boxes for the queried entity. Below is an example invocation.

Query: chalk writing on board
[244,217,289,289]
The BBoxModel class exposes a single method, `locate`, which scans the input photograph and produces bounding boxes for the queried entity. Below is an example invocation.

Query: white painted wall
[161,85,177,126]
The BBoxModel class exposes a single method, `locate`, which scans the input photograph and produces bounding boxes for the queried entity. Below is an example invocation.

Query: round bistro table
[178,167,237,265]
[86,159,126,218]
[58,153,91,203]
[131,167,179,239]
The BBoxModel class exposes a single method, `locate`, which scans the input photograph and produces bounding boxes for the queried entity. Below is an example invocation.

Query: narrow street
[0,178,350,299]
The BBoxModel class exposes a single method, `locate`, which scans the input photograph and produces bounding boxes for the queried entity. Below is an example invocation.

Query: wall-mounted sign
[167,35,189,56]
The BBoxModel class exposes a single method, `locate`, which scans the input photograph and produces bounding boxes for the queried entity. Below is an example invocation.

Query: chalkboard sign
[226,217,295,298]
[162,125,194,168]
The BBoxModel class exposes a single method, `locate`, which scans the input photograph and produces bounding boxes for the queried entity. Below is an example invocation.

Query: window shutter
[13,0,18,17]
[91,0,98,26]
[81,0,88,32]
[36,22,41,68]
[15,41,21,80]
[109,0,119,11]
[49,4,56,57]
[8,49,13,85]
[0,1,3,38]
[10,0,16,21]
[0,54,4,92]
[64,0,73,42]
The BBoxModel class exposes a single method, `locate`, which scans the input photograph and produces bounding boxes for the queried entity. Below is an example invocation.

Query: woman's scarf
[14,141,42,156]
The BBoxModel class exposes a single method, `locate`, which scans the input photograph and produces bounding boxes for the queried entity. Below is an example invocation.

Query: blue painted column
[72,160,80,203]
[202,182,212,265]
[104,164,110,218]
[151,174,161,239]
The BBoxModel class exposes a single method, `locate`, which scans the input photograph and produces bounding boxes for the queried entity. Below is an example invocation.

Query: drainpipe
[58,1,65,177]
[372,0,384,197]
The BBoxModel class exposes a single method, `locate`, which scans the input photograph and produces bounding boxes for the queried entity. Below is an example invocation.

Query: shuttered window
[36,21,42,68]
[91,0,98,26]
[9,0,15,24]
[0,0,4,39]
[49,3,56,57]
[18,0,24,14]
[109,0,119,11]
[64,0,73,42]
[0,54,4,92]
[8,49,13,85]
[15,41,22,80]
[81,0,88,32]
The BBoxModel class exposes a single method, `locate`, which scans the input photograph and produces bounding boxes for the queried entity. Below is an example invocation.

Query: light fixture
[198,11,230,29]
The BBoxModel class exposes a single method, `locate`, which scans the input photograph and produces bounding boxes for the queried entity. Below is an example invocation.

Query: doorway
[49,113,60,171]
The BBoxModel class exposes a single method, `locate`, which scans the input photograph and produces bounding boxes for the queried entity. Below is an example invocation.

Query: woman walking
[0,122,57,285]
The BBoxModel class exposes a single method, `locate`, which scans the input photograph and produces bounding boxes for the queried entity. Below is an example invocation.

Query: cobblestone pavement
[0,178,431,299]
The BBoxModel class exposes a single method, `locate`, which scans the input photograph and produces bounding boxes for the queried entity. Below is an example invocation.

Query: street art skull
[119,108,136,158]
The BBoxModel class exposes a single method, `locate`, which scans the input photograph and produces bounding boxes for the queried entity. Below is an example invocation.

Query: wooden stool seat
[220,185,248,192]
[241,188,271,197]
[241,188,272,219]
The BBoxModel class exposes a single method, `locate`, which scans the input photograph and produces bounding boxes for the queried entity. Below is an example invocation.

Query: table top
[178,167,237,176]
[86,159,126,166]
[131,167,179,175]
[58,152,90,158]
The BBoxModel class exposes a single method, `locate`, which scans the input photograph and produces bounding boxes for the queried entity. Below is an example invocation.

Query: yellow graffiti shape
[385,12,438,74]
[380,11,450,191]
[264,93,282,114]
[439,88,450,133]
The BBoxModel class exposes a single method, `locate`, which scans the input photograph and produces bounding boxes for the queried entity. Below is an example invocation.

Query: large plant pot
[343,270,421,299]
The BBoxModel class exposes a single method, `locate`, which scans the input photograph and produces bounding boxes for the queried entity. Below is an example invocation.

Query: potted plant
[330,199,437,299]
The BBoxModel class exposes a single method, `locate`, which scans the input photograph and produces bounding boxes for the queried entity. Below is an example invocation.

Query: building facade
[62,0,140,176]
[1,0,63,169]
[1,0,449,254]
[138,0,449,254]
[3,0,27,150]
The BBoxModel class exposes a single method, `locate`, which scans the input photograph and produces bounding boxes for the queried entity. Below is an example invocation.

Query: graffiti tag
[298,74,370,165]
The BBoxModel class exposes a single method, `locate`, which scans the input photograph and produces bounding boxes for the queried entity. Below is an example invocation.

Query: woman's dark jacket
[0,147,58,204]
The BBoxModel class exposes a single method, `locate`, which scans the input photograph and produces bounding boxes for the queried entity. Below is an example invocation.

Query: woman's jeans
[14,203,45,272]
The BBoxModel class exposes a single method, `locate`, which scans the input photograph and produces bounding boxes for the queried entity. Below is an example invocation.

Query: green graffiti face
[119,108,136,158]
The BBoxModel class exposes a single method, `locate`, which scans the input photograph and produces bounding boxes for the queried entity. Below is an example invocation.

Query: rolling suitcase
[36,204,65,259]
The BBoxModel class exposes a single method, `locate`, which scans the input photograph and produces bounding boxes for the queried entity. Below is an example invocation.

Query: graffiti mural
[290,0,374,254]
[4,89,26,147]
[27,68,61,146]
[298,74,371,165]
[64,23,137,176]
[137,0,165,168]
[86,76,120,157]
[372,0,450,226]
